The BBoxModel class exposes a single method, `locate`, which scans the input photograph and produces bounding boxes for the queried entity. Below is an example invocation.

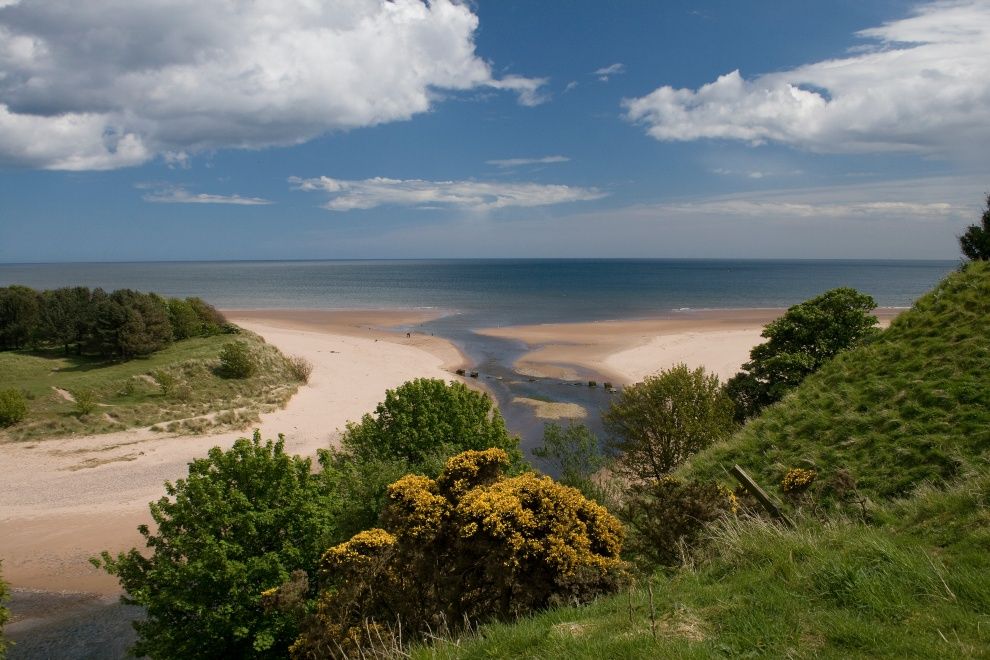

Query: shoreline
[0,310,469,598]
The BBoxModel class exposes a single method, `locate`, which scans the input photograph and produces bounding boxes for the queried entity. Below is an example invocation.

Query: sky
[0,0,988,262]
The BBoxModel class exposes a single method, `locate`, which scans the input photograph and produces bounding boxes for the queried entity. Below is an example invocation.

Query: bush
[290,449,626,657]
[72,388,99,417]
[959,193,990,261]
[219,341,256,378]
[286,355,313,383]
[603,364,735,482]
[94,432,337,659]
[339,378,520,466]
[0,560,9,658]
[152,369,177,397]
[532,422,609,503]
[725,287,879,420]
[0,388,27,427]
[620,476,737,567]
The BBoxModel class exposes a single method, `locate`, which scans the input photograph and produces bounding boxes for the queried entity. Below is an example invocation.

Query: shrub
[152,369,177,397]
[959,193,990,261]
[603,364,735,482]
[619,476,737,567]
[0,560,9,658]
[0,388,27,427]
[532,422,610,504]
[94,432,337,659]
[286,355,313,383]
[782,467,817,494]
[72,388,99,416]
[290,449,625,657]
[219,341,256,378]
[339,378,520,466]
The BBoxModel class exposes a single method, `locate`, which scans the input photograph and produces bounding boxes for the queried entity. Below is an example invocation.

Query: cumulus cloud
[623,1,990,155]
[594,63,625,81]
[142,185,272,206]
[486,155,570,168]
[289,175,605,212]
[0,0,546,170]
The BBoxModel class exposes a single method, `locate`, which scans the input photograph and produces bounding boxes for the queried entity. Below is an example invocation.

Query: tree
[94,432,337,659]
[532,422,608,502]
[338,378,520,466]
[603,364,735,482]
[960,193,990,261]
[0,560,8,658]
[0,285,41,350]
[725,287,879,420]
[167,298,203,340]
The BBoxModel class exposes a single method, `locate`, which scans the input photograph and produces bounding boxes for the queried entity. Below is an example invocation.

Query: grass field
[0,330,301,440]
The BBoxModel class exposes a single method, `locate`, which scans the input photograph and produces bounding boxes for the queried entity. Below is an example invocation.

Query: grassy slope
[0,330,300,440]
[686,260,990,500]
[416,262,990,658]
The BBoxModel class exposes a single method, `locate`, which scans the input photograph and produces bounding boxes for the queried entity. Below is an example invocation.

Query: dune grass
[0,330,301,440]
[684,260,990,502]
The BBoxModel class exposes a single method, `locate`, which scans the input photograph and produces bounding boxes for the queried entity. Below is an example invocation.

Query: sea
[0,259,958,450]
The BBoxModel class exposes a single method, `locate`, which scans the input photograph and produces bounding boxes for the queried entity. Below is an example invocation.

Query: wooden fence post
[730,464,795,528]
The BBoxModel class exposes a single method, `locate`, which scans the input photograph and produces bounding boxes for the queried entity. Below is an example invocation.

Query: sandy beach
[0,310,466,596]
[0,306,901,601]
[476,308,902,385]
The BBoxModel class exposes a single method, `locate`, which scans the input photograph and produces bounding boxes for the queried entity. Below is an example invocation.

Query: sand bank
[0,310,466,595]
[477,308,902,385]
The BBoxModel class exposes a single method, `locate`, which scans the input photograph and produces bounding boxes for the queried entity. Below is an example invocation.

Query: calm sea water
[0,259,957,449]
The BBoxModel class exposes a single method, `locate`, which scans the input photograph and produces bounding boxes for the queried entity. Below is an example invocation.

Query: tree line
[0,285,229,358]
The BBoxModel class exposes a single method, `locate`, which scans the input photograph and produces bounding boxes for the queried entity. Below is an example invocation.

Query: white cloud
[142,185,272,206]
[594,63,625,81]
[564,81,579,93]
[289,175,605,212]
[0,0,546,170]
[623,1,990,156]
[711,167,804,179]
[486,155,570,168]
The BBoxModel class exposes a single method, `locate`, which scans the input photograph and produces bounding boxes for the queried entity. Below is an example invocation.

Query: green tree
[219,341,257,378]
[603,364,735,482]
[339,378,520,466]
[167,298,203,339]
[0,285,41,350]
[725,287,879,420]
[532,422,608,502]
[960,193,990,261]
[186,297,227,334]
[0,389,28,427]
[94,432,337,659]
[39,287,91,353]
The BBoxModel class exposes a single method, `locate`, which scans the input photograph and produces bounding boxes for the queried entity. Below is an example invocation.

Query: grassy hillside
[413,261,990,658]
[685,260,990,501]
[0,330,301,440]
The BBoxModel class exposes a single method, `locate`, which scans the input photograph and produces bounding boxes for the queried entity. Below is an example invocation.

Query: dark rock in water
[470,371,479,378]
[6,589,145,660]
[455,368,466,376]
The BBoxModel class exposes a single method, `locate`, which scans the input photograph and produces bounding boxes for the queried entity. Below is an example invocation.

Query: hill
[415,261,990,658]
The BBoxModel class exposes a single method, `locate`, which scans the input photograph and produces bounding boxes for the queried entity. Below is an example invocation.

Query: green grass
[684,260,990,502]
[0,330,301,440]
[411,262,990,659]
[415,470,990,659]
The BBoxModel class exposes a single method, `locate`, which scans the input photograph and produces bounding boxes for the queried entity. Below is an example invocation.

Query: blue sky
[0,0,987,262]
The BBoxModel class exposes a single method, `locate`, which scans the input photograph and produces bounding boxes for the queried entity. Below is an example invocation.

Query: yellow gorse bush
[782,468,817,494]
[292,448,626,658]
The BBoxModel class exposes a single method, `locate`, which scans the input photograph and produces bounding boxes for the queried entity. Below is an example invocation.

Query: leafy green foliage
[603,364,735,482]
[71,388,99,417]
[725,287,879,420]
[532,422,609,503]
[0,285,227,358]
[0,388,27,427]
[219,341,257,378]
[619,477,737,568]
[0,560,9,659]
[94,432,337,659]
[959,193,990,260]
[339,378,520,466]
[687,262,990,501]
[291,449,626,658]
